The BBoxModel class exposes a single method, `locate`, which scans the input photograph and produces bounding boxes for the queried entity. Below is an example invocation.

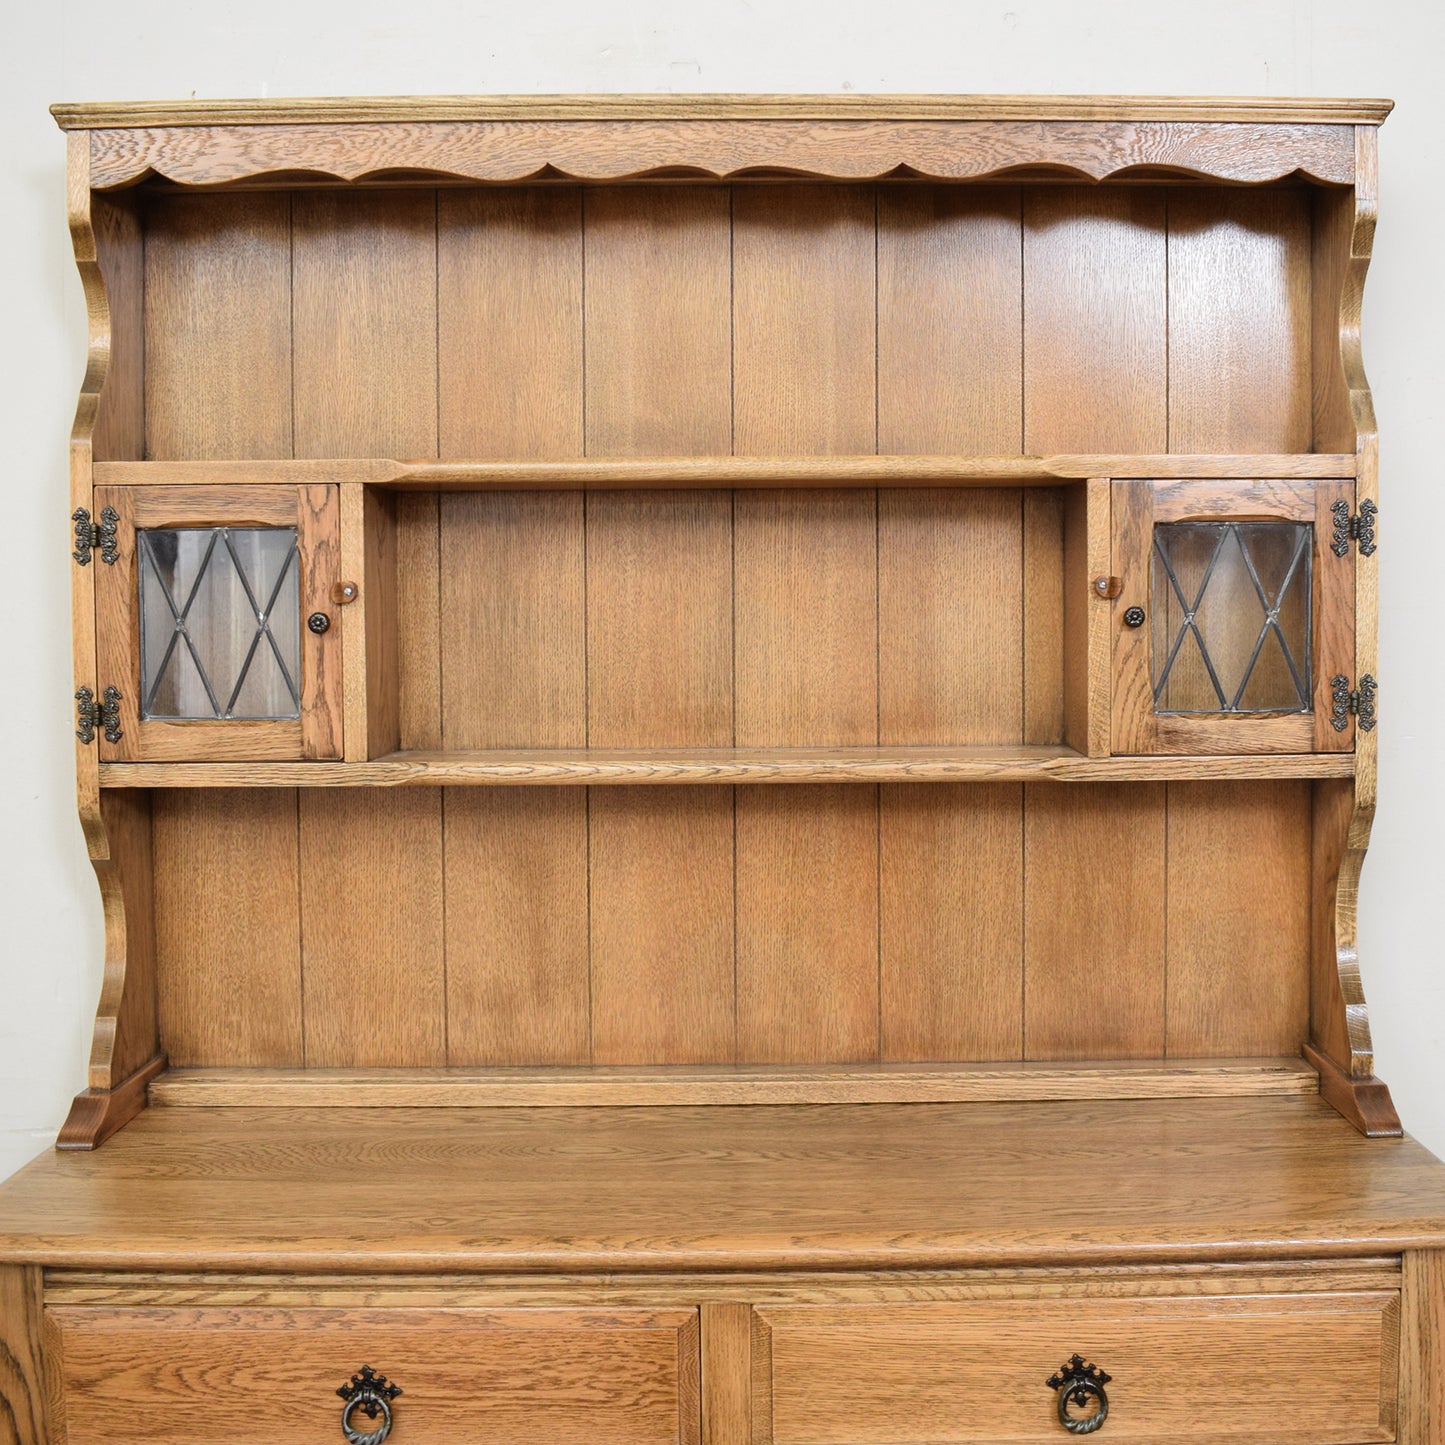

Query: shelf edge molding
[148,1058,1322,1110]
[98,748,1358,788]
[91,454,1359,490]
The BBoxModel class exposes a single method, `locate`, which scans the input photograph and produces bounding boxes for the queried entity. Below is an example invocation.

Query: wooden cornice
[50,93,1395,130]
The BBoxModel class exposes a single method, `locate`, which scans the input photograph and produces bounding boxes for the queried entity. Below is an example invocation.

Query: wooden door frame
[1110,478,1355,756]
[94,484,343,761]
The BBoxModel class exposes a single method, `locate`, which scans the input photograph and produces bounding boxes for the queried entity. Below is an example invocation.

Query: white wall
[3,0,1441,1183]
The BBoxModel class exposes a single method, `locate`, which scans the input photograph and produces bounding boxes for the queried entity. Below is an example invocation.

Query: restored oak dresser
[1,93,1442,1445]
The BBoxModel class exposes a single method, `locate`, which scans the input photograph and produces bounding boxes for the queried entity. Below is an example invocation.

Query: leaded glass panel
[138,527,301,721]
[1150,521,1312,715]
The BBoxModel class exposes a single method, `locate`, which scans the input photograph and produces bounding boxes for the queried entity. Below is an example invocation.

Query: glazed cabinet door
[1111,478,1358,755]
[93,485,343,761]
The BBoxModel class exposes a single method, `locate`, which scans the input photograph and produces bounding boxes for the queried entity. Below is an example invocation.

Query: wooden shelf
[90,453,1357,490]
[98,746,1356,788]
[149,1058,1322,1109]
[3,1095,1442,1273]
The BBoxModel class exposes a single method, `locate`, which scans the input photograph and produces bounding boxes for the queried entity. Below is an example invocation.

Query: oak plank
[1168,187,1312,454]
[734,491,876,747]
[880,785,1023,1061]
[1023,188,1167,452]
[589,790,735,1065]
[1166,782,1312,1057]
[0,1266,47,1445]
[438,494,585,748]
[144,192,292,460]
[444,790,589,1066]
[733,185,877,455]
[396,493,442,750]
[438,187,582,458]
[298,791,444,1066]
[879,490,1021,745]
[736,787,878,1063]
[153,790,302,1067]
[1024,784,1166,1059]
[583,186,732,456]
[1023,489,1065,746]
[292,188,437,457]
[586,493,733,748]
[877,186,1022,454]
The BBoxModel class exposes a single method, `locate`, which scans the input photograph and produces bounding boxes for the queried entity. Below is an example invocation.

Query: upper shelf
[92,454,1358,490]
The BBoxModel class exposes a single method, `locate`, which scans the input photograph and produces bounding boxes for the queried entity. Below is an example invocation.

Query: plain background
[2,0,1441,1184]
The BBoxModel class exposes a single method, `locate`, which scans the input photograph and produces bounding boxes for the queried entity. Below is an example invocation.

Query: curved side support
[1307,125,1398,1135]
[60,134,162,1150]
[84,118,1357,191]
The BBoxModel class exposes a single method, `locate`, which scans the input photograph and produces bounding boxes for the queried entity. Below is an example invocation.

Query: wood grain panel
[590,789,735,1064]
[584,186,731,456]
[438,187,582,458]
[0,1267,46,1445]
[396,493,442,750]
[586,492,733,748]
[736,786,878,1063]
[51,1306,699,1445]
[439,493,585,748]
[144,192,292,460]
[444,789,588,1066]
[298,791,444,1066]
[1168,188,1312,453]
[877,186,1022,453]
[880,784,1023,1061]
[1024,784,1166,1059]
[733,186,876,455]
[756,1292,1397,1445]
[734,491,876,747]
[703,1303,752,1445]
[92,191,145,463]
[879,490,1021,745]
[1023,188,1167,453]
[1023,489,1065,746]
[1401,1250,1445,1445]
[1167,781,1312,1057]
[153,790,301,1067]
[292,188,437,457]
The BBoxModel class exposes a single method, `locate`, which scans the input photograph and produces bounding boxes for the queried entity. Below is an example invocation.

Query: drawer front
[754,1292,1399,1445]
[48,1306,699,1445]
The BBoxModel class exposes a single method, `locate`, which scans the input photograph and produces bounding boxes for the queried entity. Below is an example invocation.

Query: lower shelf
[148,1057,1321,1109]
[97,746,1357,787]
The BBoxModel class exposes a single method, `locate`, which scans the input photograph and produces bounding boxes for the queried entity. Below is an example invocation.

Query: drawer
[46,1305,699,1445]
[753,1290,1399,1445]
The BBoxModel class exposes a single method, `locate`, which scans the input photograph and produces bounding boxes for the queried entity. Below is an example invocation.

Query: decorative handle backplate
[1047,1354,1111,1435]
[337,1366,402,1445]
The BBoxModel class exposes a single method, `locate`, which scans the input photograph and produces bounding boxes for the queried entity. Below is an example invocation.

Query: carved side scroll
[59,134,164,1150]
[1307,126,1398,1136]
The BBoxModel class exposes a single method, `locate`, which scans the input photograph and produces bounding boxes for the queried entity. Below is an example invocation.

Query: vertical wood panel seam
[1163,781,1171,1058]
[1020,783,1028,1060]
[1164,194,1172,455]
[440,789,450,1064]
[585,786,594,1063]
[433,190,441,461]
[580,189,589,457]
[139,205,148,459]
[287,194,296,461]
[293,789,306,1065]
[1018,189,1026,454]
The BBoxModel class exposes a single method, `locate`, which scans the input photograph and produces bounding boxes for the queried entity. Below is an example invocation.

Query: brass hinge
[1330,674,1377,733]
[75,685,123,745]
[1330,498,1377,557]
[72,506,120,566]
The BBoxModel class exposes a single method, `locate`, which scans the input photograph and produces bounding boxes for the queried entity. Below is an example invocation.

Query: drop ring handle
[337,1366,402,1445]
[1047,1354,1111,1434]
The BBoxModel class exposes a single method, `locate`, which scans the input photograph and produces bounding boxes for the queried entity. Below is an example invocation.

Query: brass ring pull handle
[1047,1355,1111,1434]
[337,1366,402,1445]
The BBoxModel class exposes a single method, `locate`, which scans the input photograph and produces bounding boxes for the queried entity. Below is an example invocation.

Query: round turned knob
[1122,606,1146,629]
[308,611,333,635]
[1047,1355,1111,1435]
[337,1366,402,1445]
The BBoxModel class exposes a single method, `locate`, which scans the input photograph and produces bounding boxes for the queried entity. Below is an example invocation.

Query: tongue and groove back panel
[140,182,1315,1070]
